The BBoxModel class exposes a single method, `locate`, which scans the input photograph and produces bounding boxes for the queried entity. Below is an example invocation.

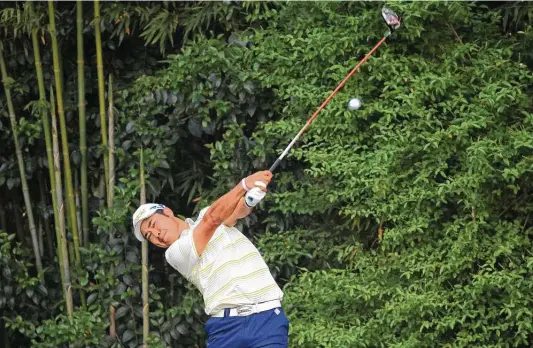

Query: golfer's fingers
[261,171,272,183]
[251,174,269,184]
[254,180,268,192]
[256,170,271,178]
[247,171,272,189]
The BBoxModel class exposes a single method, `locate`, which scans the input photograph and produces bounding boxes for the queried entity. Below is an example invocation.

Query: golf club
[268,6,401,173]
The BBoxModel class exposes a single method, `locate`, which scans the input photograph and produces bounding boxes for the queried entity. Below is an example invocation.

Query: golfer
[132,170,289,347]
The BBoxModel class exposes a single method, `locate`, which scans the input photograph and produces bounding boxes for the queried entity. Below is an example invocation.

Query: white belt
[210,300,282,318]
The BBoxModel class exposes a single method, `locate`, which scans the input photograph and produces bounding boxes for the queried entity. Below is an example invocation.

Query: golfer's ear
[162,207,174,217]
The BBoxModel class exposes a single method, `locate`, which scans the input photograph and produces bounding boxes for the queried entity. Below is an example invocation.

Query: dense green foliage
[1,1,533,347]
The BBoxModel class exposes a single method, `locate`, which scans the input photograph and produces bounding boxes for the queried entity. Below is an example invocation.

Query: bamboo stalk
[141,147,149,346]
[110,306,116,338]
[48,0,86,309]
[77,0,89,247]
[108,74,115,207]
[75,173,82,239]
[51,86,74,320]
[94,0,109,196]
[0,45,44,280]
[32,25,67,294]
[108,73,117,339]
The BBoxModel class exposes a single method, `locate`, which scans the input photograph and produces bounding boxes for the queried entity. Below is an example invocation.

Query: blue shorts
[205,307,289,348]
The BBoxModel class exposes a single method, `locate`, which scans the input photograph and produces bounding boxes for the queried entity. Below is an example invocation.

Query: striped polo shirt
[165,207,284,315]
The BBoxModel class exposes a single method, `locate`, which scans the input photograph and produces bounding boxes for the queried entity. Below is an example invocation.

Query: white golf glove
[244,181,267,208]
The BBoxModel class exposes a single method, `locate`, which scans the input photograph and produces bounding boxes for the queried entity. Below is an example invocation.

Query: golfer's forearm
[223,214,238,227]
[203,184,245,229]
[223,207,239,227]
[223,202,253,227]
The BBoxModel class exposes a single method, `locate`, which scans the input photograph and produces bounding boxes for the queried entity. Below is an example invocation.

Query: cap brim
[134,221,145,242]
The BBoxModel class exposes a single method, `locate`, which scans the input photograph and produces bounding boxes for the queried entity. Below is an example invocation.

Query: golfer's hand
[245,170,272,191]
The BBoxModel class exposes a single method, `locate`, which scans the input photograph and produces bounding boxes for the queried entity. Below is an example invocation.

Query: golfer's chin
[162,229,184,248]
[156,224,188,248]
[159,241,172,248]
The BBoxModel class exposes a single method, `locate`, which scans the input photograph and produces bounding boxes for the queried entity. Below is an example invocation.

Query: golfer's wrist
[241,178,250,191]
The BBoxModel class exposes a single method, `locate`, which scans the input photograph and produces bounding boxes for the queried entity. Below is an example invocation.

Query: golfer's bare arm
[193,184,245,255]
[223,197,253,227]
[193,171,271,255]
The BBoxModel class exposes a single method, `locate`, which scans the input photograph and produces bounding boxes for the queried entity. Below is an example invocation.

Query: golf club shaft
[269,34,390,173]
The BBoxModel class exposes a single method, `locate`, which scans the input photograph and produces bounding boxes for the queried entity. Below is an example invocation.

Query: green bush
[2,1,533,347]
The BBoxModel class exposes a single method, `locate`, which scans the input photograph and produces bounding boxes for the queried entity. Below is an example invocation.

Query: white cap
[132,203,166,241]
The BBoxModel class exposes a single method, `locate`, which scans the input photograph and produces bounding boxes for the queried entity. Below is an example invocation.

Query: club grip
[269,158,282,173]
[245,187,266,208]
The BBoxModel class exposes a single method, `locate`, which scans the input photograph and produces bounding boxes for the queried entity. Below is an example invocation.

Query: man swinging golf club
[132,170,288,348]
[132,7,401,347]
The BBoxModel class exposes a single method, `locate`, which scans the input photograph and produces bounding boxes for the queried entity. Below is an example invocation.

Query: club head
[382,6,401,31]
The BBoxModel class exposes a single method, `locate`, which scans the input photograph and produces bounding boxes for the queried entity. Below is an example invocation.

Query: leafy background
[1,1,533,347]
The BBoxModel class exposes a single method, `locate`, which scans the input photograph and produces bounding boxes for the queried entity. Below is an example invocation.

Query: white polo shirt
[165,207,284,315]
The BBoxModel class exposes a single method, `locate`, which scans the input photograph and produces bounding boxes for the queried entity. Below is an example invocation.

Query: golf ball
[348,98,361,110]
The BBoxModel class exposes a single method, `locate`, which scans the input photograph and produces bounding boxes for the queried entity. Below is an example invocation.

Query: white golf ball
[348,98,362,110]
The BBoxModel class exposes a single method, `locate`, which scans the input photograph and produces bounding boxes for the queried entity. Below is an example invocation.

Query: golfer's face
[140,213,180,248]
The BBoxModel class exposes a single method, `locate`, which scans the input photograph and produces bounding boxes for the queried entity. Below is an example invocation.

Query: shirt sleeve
[165,229,200,280]
[185,206,210,228]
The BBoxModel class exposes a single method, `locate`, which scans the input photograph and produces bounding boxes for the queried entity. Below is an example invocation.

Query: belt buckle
[236,305,253,316]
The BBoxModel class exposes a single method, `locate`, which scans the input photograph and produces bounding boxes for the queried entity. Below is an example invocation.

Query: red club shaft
[269,34,390,172]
